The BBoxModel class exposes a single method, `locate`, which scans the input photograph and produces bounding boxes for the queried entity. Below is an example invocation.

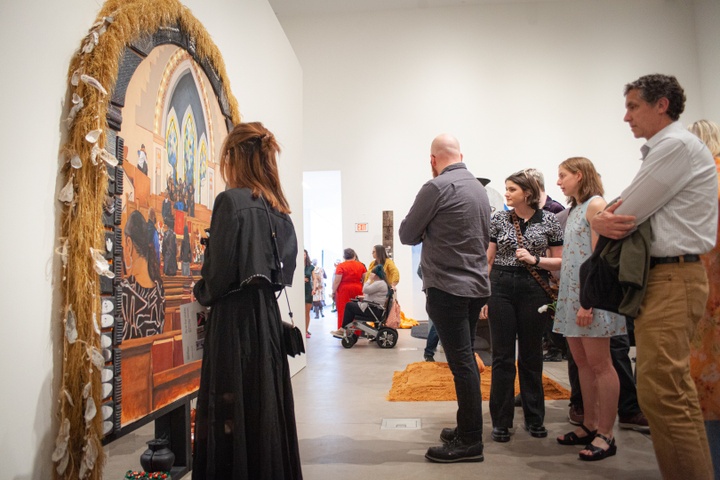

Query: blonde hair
[559,157,604,208]
[688,120,720,157]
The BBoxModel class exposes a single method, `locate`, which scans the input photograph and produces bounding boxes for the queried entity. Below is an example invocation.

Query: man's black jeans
[426,287,487,443]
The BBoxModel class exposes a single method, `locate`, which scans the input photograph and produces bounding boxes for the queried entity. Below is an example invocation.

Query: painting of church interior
[116,43,228,425]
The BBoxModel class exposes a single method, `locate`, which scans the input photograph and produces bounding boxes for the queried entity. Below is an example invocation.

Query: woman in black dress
[192,122,302,479]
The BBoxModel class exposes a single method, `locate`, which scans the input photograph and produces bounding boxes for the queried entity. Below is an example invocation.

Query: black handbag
[261,197,305,357]
[578,235,623,314]
[282,320,305,357]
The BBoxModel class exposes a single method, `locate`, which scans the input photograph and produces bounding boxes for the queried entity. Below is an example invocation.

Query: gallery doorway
[302,170,343,304]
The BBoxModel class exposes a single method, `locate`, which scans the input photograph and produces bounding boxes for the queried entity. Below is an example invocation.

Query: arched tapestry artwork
[54,1,240,478]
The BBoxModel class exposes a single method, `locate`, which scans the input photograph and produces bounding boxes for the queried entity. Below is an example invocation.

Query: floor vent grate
[381,418,421,430]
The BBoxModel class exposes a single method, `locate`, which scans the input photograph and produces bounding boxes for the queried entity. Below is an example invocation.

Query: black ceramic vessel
[140,438,175,472]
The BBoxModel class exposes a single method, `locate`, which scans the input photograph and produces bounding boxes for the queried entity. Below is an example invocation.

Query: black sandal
[557,424,596,446]
[578,432,617,461]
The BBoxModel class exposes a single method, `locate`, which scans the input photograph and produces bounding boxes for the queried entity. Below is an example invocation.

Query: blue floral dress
[553,196,626,338]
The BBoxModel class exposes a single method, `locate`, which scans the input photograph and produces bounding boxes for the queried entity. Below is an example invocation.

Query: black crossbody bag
[260,197,305,357]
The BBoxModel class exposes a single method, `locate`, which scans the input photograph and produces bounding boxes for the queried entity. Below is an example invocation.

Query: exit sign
[355,223,368,232]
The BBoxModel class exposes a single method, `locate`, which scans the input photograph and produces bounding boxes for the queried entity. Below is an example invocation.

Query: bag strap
[511,210,558,301]
[260,196,295,326]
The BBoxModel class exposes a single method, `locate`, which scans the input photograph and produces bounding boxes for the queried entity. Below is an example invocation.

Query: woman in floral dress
[554,157,625,461]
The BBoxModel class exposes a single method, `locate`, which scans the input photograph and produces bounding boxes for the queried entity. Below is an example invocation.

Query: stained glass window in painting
[183,114,196,186]
[198,139,207,204]
[166,117,178,181]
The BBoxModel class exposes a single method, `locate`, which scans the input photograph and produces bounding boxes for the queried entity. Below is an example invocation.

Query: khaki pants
[635,262,713,480]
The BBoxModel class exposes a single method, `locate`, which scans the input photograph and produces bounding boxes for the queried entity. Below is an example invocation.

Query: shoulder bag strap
[260,196,295,325]
[511,210,558,301]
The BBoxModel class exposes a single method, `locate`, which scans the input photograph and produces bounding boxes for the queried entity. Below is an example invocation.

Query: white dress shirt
[615,121,718,257]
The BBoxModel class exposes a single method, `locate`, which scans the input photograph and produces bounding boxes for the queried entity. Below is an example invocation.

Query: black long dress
[192,188,302,479]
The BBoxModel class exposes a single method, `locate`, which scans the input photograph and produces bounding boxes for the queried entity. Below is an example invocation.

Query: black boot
[425,437,484,463]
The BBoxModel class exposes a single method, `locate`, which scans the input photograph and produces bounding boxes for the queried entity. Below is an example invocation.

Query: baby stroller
[339,288,398,349]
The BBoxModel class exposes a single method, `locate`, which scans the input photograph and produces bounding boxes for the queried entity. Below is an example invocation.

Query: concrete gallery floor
[104,307,662,479]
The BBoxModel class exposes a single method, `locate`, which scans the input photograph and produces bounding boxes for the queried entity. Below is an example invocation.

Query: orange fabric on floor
[387,361,570,402]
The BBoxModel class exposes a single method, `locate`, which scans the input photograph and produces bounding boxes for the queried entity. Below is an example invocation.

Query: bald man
[400,134,492,463]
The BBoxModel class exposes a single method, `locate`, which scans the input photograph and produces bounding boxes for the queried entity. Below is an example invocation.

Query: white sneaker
[330,329,344,337]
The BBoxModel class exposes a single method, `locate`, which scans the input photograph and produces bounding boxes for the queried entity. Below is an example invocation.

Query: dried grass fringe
[56,1,240,478]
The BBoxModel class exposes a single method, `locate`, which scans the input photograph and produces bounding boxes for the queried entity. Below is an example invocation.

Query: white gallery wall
[279,0,720,319]
[0,0,304,477]
[0,0,718,476]
[695,0,720,117]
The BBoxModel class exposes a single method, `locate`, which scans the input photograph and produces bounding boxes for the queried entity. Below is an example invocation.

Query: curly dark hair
[624,74,686,121]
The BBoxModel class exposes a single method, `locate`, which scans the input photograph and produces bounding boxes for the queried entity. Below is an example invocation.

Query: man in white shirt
[592,74,717,478]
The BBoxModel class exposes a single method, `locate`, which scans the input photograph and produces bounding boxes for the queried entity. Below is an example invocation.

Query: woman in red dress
[331,248,367,330]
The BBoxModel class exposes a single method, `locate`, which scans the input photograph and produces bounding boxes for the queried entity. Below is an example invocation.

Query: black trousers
[426,287,487,443]
[488,268,551,428]
[341,301,383,327]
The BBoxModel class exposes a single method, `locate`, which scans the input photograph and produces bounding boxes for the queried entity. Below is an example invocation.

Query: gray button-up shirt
[399,163,491,298]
